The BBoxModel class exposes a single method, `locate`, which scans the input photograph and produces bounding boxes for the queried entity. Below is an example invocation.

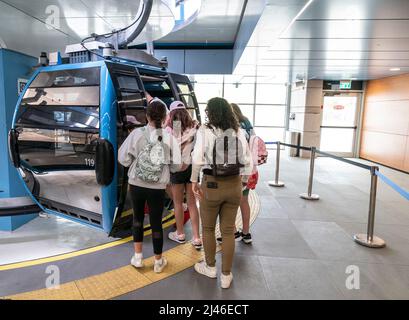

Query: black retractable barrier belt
[267,141,372,171]
[315,150,372,170]
[279,142,312,152]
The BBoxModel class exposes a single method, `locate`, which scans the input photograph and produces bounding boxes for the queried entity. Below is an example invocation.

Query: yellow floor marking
[173,243,204,261]
[3,191,260,300]
[75,266,152,300]
[138,250,199,282]
[0,213,175,272]
[0,237,133,272]
[8,282,84,301]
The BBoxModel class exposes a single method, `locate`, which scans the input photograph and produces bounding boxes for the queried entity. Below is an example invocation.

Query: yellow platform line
[3,191,260,300]
[0,212,175,272]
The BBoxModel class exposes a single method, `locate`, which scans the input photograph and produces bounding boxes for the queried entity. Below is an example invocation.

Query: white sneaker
[221,273,233,289]
[194,261,217,279]
[131,253,144,269]
[168,231,186,244]
[154,257,168,273]
[191,238,203,250]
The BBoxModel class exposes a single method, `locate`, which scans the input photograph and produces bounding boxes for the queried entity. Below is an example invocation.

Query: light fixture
[279,0,315,38]
[390,68,401,71]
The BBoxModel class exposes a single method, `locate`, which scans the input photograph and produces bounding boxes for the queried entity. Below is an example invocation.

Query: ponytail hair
[147,100,167,141]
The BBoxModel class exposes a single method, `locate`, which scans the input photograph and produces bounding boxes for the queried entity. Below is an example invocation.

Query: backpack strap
[212,138,217,177]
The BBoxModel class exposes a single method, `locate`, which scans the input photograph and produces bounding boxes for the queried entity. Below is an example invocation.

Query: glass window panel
[18,128,99,171]
[255,105,286,127]
[224,83,254,104]
[194,83,223,103]
[176,83,191,95]
[31,68,100,87]
[224,75,255,84]
[179,94,194,109]
[320,128,355,153]
[17,106,99,130]
[254,127,285,146]
[117,75,140,91]
[199,104,207,123]
[189,75,223,84]
[322,96,357,127]
[123,109,147,129]
[22,87,100,106]
[256,84,287,105]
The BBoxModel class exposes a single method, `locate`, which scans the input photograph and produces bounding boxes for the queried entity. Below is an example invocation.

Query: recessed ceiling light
[390,68,401,71]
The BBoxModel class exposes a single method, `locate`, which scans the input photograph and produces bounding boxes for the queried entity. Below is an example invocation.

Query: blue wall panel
[0,49,37,198]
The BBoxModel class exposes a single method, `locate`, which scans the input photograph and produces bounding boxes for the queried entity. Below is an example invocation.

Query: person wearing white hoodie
[166,101,202,249]
[118,99,181,274]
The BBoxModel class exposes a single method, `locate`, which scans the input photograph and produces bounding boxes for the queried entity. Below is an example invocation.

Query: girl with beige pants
[191,97,253,289]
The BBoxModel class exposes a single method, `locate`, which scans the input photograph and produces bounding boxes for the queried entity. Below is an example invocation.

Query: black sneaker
[241,233,252,244]
[217,231,242,244]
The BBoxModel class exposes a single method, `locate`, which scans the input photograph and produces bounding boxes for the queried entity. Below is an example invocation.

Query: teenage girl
[191,97,253,289]
[166,101,202,249]
[118,99,181,273]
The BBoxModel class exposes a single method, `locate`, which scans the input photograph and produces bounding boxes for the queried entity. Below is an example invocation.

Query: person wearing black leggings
[118,98,181,273]
[129,185,165,254]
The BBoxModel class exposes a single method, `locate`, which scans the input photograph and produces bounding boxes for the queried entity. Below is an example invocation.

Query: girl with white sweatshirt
[118,99,181,273]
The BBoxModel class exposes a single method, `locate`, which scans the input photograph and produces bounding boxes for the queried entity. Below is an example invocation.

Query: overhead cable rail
[265,141,409,249]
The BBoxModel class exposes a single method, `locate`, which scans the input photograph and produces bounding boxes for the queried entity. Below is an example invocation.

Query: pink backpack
[249,135,268,167]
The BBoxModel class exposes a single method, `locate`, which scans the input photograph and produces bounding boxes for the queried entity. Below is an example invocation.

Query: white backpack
[134,128,166,183]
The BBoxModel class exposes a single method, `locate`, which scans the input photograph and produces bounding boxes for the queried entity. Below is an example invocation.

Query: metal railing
[266,141,386,249]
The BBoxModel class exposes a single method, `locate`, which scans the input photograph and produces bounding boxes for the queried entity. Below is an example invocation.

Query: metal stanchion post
[354,166,386,248]
[268,141,285,187]
[300,147,320,200]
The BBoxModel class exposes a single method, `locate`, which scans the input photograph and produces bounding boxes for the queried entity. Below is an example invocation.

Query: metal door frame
[320,90,363,158]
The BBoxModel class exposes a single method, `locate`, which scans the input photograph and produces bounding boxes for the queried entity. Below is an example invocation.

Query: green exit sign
[340,80,352,90]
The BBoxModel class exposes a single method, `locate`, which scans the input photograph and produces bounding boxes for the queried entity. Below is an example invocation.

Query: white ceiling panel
[234,0,409,81]
[300,0,409,20]
[282,20,409,39]
[0,1,73,56]
[0,0,176,56]
[159,0,246,43]
[81,0,141,17]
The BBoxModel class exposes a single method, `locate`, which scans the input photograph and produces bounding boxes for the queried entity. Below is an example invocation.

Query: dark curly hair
[206,97,239,132]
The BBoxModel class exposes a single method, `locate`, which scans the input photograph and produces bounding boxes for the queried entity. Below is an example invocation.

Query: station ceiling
[237,0,409,82]
[0,0,409,81]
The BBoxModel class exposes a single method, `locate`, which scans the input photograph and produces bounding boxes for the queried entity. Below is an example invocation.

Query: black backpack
[211,133,244,177]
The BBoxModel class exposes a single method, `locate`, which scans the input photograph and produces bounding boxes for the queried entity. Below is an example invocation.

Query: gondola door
[169,73,202,124]
[106,62,148,237]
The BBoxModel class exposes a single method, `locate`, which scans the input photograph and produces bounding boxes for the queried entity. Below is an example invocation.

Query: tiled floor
[118,155,409,300]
